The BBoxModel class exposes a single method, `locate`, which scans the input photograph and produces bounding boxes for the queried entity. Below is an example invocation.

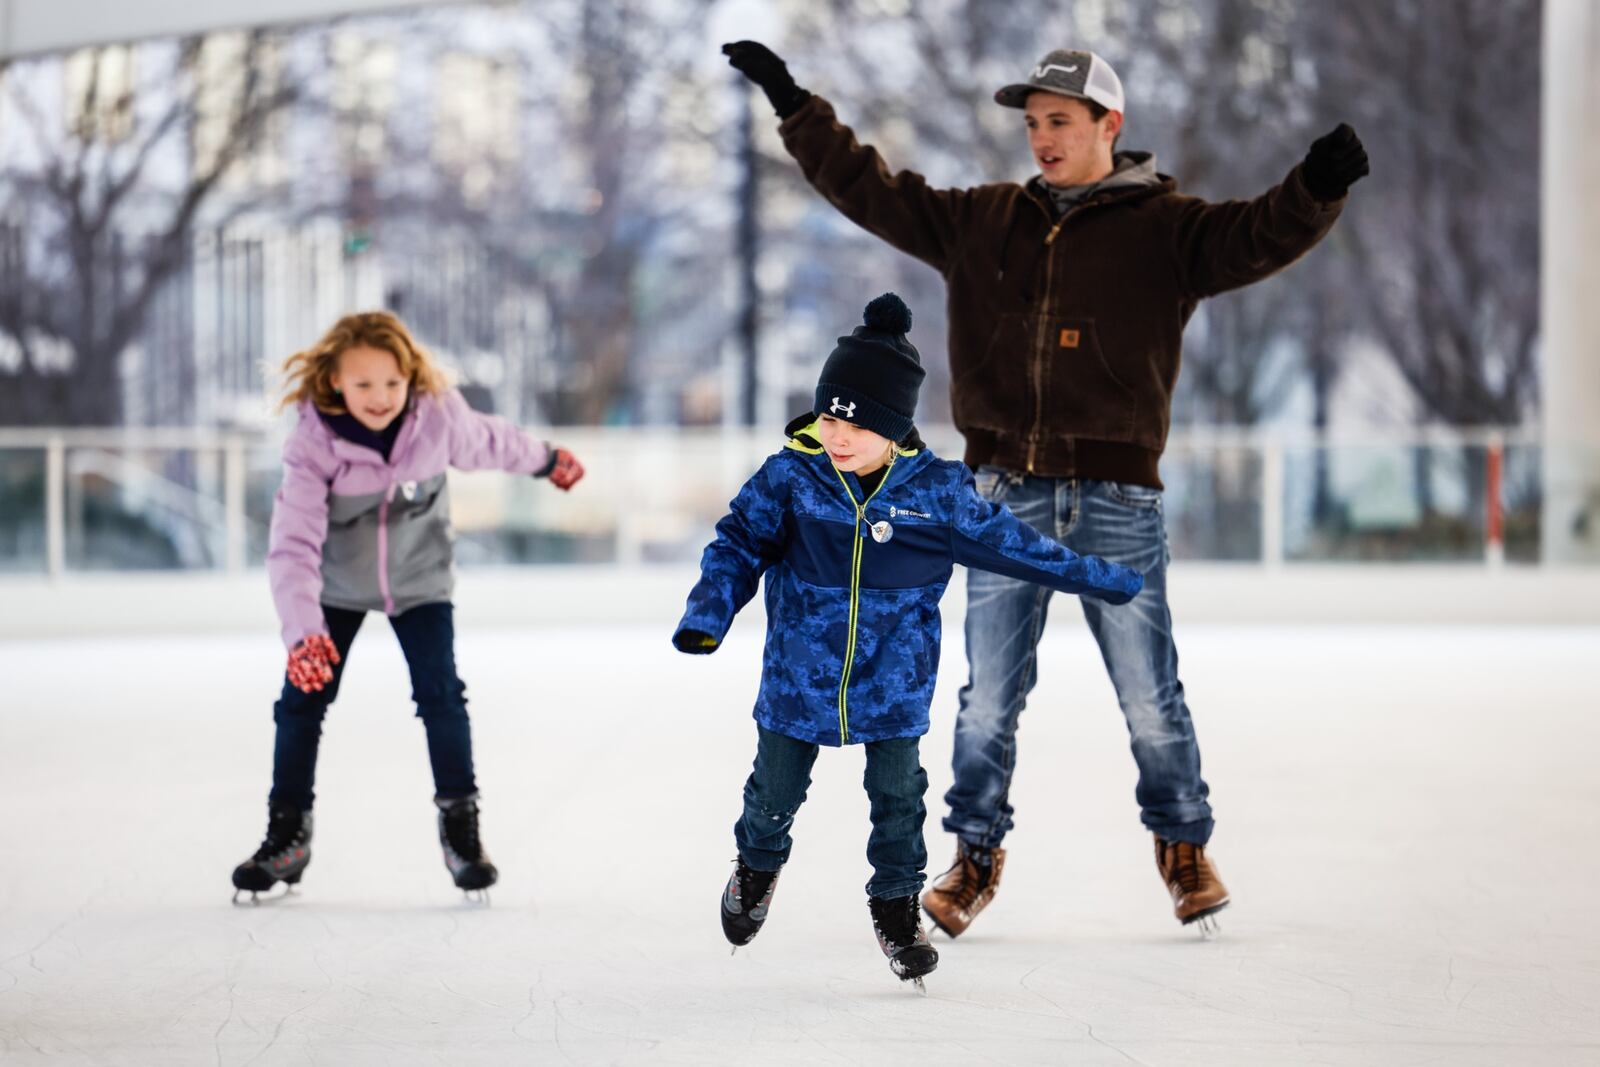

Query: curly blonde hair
[277,310,452,413]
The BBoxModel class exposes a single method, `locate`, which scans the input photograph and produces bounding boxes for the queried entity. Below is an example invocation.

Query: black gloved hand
[1301,123,1369,202]
[672,629,719,654]
[722,41,810,119]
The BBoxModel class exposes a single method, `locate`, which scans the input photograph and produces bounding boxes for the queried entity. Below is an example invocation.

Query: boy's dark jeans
[270,601,476,812]
[735,724,929,900]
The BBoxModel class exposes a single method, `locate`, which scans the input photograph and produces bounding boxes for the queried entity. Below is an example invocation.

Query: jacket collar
[304,392,431,469]
[1023,151,1175,218]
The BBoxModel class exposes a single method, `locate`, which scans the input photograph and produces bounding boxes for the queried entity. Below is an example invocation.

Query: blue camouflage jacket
[673,418,1144,747]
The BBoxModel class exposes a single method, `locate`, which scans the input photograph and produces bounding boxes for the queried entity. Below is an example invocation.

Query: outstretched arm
[948,468,1143,603]
[442,388,552,474]
[1174,123,1368,299]
[441,388,583,489]
[724,41,972,273]
[673,457,790,653]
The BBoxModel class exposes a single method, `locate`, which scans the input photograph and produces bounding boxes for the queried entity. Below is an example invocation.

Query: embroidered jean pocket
[1106,481,1163,510]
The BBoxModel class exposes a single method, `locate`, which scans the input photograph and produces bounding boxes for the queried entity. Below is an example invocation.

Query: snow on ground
[2,618,1598,1065]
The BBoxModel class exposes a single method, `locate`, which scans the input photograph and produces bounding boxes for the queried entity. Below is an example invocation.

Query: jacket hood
[1028,150,1175,212]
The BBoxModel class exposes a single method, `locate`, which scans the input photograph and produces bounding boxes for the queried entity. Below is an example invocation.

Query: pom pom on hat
[863,292,912,334]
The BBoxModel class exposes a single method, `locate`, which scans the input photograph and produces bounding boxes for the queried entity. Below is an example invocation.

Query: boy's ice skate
[231,801,312,904]
[923,840,1005,938]
[869,894,938,993]
[1154,836,1229,937]
[721,858,781,951]
[436,794,497,899]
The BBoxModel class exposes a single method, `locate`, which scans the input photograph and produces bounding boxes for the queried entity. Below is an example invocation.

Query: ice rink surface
[3,614,1598,1065]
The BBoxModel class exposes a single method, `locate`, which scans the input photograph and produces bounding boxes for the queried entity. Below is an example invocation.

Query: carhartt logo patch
[1059,329,1080,348]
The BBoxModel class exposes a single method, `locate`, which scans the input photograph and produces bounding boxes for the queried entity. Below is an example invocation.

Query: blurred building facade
[2,0,1590,571]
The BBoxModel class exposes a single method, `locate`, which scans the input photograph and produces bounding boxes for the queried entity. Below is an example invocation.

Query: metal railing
[0,424,1553,578]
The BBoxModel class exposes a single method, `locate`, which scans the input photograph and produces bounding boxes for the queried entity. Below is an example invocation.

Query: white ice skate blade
[911,977,927,996]
[460,888,492,906]
[230,883,296,907]
[1193,914,1221,939]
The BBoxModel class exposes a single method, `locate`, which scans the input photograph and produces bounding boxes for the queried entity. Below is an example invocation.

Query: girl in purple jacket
[231,311,583,902]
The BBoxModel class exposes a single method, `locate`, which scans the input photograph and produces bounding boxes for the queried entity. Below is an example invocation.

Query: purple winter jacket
[266,388,552,649]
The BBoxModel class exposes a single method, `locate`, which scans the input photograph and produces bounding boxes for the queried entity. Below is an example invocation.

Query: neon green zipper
[831,456,894,744]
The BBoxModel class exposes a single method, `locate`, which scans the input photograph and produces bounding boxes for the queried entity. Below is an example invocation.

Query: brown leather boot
[921,841,1005,938]
[1154,836,1230,933]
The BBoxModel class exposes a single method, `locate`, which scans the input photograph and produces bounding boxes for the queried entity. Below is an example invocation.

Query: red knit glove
[287,634,341,693]
[547,448,585,491]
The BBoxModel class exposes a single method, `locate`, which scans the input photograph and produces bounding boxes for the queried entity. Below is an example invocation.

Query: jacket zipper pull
[1045,219,1066,246]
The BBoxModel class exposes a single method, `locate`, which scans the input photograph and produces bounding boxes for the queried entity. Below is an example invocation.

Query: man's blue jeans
[942,471,1214,848]
[736,725,929,900]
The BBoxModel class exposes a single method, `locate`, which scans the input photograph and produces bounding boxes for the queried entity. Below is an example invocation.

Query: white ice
[2,611,1598,1065]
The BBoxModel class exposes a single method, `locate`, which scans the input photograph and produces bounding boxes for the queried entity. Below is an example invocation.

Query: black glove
[672,629,719,654]
[1301,123,1369,202]
[722,41,810,119]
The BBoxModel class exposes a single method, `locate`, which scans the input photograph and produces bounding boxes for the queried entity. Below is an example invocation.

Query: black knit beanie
[814,293,925,443]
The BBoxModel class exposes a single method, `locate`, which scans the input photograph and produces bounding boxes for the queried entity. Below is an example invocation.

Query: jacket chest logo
[1059,329,1080,348]
[830,397,856,418]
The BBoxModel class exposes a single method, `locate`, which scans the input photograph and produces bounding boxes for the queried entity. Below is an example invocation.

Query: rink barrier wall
[2,563,1598,640]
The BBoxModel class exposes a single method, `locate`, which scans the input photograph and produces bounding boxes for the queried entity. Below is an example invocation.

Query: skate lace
[871,896,920,948]
[738,862,777,905]
[443,805,482,860]
[940,846,989,907]
[1168,842,1203,893]
[254,809,302,861]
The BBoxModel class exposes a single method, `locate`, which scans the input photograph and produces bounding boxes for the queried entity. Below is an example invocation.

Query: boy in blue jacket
[673,293,1142,989]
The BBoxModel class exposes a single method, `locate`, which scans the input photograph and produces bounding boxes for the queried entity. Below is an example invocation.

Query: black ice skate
[869,894,939,994]
[721,857,781,951]
[231,800,312,904]
[436,793,498,900]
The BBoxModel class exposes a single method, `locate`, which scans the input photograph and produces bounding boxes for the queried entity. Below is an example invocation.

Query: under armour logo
[830,397,856,418]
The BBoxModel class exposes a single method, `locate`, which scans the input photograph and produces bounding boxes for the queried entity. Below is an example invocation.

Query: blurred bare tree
[0,33,297,426]
[359,0,725,427]
[1306,0,1541,427]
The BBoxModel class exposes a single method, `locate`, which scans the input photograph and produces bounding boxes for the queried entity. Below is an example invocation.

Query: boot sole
[921,891,972,939]
[924,910,963,939]
[1179,899,1230,925]
[452,869,498,891]
[890,954,939,980]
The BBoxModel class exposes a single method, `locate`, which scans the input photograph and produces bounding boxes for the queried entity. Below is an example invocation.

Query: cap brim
[993,84,1034,108]
[994,84,1096,109]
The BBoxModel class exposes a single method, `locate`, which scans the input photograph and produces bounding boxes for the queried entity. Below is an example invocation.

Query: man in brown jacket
[723,40,1367,937]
